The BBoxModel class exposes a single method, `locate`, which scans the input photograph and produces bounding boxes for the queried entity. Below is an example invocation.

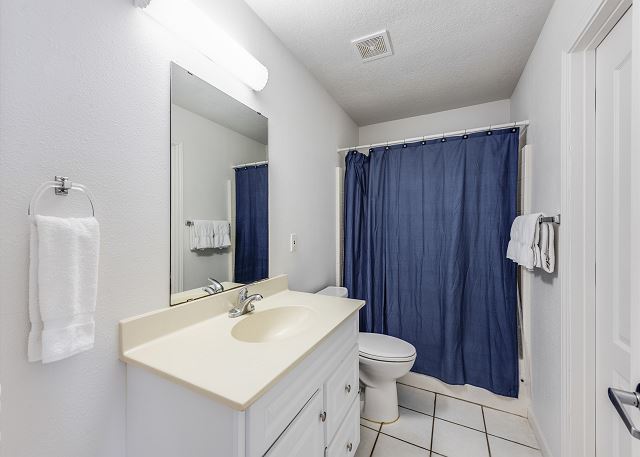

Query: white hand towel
[506,213,542,270]
[28,215,100,363]
[212,221,231,249]
[539,222,555,273]
[189,220,215,250]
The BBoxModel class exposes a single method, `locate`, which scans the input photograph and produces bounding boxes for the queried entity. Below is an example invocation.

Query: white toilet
[316,286,417,424]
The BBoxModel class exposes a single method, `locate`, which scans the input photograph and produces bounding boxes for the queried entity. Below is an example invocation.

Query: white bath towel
[28,215,100,363]
[212,221,231,249]
[506,213,542,271]
[189,220,215,250]
[538,222,555,273]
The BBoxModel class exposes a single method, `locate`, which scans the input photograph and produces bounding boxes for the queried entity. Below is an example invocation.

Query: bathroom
[0,0,637,456]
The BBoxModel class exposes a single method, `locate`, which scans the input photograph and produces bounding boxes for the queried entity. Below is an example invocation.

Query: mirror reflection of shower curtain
[344,129,519,398]
[234,164,268,283]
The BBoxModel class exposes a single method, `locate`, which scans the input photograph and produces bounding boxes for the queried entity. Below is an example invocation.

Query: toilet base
[361,382,399,423]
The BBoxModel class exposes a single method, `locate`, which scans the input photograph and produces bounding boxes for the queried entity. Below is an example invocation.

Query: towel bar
[539,214,561,224]
[28,176,96,217]
[185,220,231,228]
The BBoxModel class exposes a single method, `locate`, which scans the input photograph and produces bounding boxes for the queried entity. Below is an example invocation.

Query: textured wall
[0,0,357,455]
[510,0,602,455]
[358,100,511,145]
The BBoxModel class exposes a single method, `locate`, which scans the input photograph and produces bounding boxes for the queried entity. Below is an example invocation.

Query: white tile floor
[357,383,542,457]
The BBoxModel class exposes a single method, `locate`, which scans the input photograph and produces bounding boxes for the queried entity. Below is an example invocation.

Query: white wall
[510,0,593,455]
[0,0,357,455]
[358,100,511,145]
[171,104,266,290]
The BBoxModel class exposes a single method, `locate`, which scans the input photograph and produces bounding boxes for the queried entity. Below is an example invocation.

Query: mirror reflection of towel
[189,220,215,250]
[188,220,230,250]
[212,221,231,249]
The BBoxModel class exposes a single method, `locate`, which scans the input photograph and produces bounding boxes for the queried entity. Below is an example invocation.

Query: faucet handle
[206,277,224,293]
[237,287,249,302]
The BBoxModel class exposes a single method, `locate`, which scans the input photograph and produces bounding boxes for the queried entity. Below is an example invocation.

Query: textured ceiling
[171,63,268,144]
[244,0,554,125]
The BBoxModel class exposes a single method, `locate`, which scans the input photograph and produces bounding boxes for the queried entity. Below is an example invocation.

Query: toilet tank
[316,286,349,298]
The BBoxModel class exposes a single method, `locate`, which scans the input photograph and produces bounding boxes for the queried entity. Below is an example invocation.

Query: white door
[595,7,637,456]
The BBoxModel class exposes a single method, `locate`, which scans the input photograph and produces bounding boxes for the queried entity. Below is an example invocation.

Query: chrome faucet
[228,287,263,318]
[202,277,224,295]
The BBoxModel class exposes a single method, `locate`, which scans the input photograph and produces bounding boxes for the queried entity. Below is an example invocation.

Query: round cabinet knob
[345,384,352,393]
[319,411,327,422]
[346,442,353,452]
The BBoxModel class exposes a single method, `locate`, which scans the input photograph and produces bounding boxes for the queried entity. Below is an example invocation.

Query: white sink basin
[231,306,316,343]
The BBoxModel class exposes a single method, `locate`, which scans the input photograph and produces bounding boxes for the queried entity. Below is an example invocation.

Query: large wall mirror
[170,63,268,306]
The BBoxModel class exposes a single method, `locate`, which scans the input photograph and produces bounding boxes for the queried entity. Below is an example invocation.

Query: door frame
[560,0,636,455]
[170,142,184,294]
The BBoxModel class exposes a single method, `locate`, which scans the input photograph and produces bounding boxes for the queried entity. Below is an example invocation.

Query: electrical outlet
[289,233,297,252]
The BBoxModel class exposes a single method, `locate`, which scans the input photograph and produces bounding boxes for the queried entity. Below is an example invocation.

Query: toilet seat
[358,332,416,363]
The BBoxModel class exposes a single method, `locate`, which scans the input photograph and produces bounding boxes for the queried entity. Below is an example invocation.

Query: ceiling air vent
[352,30,393,62]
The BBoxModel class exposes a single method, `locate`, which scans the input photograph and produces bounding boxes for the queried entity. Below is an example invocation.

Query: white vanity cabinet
[126,312,360,457]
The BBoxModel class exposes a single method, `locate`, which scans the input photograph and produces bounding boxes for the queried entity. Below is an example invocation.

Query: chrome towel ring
[28,176,96,217]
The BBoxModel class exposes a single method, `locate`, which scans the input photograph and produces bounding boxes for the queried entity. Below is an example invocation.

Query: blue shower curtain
[234,164,268,284]
[344,129,519,397]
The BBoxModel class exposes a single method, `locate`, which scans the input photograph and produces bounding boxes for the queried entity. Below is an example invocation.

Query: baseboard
[399,371,529,416]
[527,406,553,457]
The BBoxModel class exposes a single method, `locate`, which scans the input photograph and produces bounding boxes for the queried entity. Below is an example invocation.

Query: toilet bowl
[316,287,417,423]
[358,332,416,423]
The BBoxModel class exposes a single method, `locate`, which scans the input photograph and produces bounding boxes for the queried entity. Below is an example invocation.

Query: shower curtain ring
[421,136,426,145]
[402,139,407,148]
[463,129,468,140]
[512,121,517,132]
[441,132,446,142]
[487,124,493,135]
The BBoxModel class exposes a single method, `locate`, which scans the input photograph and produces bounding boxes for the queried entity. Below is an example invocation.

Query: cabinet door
[326,396,360,457]
[265,389,325,457]
[325,344,359,441]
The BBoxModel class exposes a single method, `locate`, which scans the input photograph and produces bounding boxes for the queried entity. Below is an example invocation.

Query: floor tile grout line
[376,432,431,451]
[397,404,434,418]
[397,381,528,418]
[481,406,488,433]
[400,404,486,434]
[368,430,381,457]
[482,406,492,457]
[360,422,382,432]
[487,433,540,450]
[365,410,540,453]
[367,385,537,455]
[428,394,437,456]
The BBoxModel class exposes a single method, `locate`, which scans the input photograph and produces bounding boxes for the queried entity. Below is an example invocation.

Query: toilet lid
[358,332,416,362]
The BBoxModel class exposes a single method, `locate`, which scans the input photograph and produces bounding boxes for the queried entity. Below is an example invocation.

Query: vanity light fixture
[135,0,269,91]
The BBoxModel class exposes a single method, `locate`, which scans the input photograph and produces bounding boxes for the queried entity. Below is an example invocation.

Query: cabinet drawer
[326,395,360,457]
[266,389,324,457]
[325,344,359,441]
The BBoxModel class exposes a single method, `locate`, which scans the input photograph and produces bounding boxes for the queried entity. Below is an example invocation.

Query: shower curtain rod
[232,160,268,169]
[336,120,530,153]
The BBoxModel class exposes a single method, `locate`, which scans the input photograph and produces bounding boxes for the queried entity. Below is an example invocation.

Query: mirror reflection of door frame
[170,142,184,294]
